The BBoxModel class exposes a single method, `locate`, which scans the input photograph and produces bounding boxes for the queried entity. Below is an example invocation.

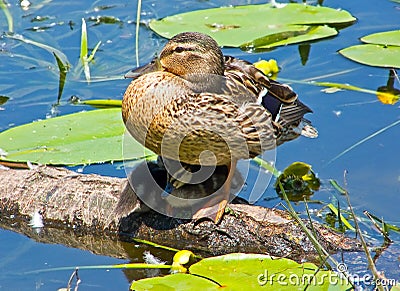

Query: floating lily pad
[339,44,400,68]
[0,108,151,165]
[149,3,355,49]
[275,162,320,200]
[339,30,400,68]
[131,273,218,290]
[241,25,337,50]
[361,30,400,46]
[131,253,351,290]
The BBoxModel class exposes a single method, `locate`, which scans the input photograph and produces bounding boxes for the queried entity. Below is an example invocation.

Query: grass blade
[135,0,142,67]
[71,98,122,108]
[328,119,400,164]
[80,18,91,82]
[80,18,88,61]
[86,40,102,63]
[252,156,280,177]
[342,171,385,291]
[363,211,393,243]
[279,76,399,103]
[80,18,101,82]
[5,34,68,64]
[329,179,347,194]
[53,52,69,104]
[133,238,181,252]
[326,203,355,231]
[24,263,171,275]
[364,211,400,233]
[0,0,13,32]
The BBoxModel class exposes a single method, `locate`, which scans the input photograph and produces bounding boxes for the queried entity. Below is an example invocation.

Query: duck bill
[124,58,161,79]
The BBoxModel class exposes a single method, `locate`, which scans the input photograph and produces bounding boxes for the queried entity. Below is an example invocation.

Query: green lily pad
[131,253,351,290]
[131,273,218,290]
[0,108,151,165]
[361,30,400,46]
[339,30,400,68]
[149,3,355,49]
[190,253,350,290]
[275,162,320,201]
[241,25,337,50]
[339,44,400,68]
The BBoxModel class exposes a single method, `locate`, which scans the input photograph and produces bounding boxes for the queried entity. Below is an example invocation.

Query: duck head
[125,32,225,79]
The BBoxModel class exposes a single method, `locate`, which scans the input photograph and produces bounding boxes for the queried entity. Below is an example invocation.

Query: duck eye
[174,46,185,53]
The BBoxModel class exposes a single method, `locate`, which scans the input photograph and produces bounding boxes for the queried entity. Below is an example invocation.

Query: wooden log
[0,163,361,261]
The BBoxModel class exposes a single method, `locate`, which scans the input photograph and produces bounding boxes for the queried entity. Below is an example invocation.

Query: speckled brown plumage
[122,32,317,223]
[123,71,275,165]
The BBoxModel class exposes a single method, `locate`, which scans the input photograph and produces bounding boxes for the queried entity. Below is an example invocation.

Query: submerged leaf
[149,3,355,49]
[87,15,123,26]
[93,5,117,11]
[5,33,69,64]
[30,15,52,22]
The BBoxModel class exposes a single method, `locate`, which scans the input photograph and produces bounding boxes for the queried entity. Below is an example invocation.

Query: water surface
[1,0,399,289]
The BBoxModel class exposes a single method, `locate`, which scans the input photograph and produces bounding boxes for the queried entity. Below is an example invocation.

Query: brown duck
[122,32,317,223]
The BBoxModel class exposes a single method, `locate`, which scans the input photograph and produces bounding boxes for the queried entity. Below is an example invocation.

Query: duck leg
[193,159,237,223]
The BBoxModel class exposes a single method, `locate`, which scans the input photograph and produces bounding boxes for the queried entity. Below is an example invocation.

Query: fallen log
[0,163,361,262]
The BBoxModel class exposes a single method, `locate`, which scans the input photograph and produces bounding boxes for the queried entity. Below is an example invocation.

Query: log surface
[0,165,360,261]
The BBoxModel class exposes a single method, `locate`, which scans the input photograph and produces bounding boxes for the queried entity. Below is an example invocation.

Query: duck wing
[224,56,297,104]
[224,55,317,140]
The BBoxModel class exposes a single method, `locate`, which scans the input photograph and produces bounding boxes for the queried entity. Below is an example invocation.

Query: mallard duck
[122,32,317,223]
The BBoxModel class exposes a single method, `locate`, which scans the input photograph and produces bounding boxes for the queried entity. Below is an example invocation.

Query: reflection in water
[376,69,400,105]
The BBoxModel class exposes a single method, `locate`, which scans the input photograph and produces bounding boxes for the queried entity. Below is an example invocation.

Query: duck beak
[124,58,161,79]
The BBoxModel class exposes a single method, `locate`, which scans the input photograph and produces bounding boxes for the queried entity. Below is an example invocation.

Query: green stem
[278,181,355,287]
[135,0,142,67]
[342,172,385,291]
[0,0,13,33]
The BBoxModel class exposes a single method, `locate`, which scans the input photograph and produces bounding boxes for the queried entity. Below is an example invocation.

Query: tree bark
[0,164,360,262]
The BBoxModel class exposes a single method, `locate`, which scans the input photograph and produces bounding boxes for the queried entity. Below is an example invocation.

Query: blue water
[1,0,399,289]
